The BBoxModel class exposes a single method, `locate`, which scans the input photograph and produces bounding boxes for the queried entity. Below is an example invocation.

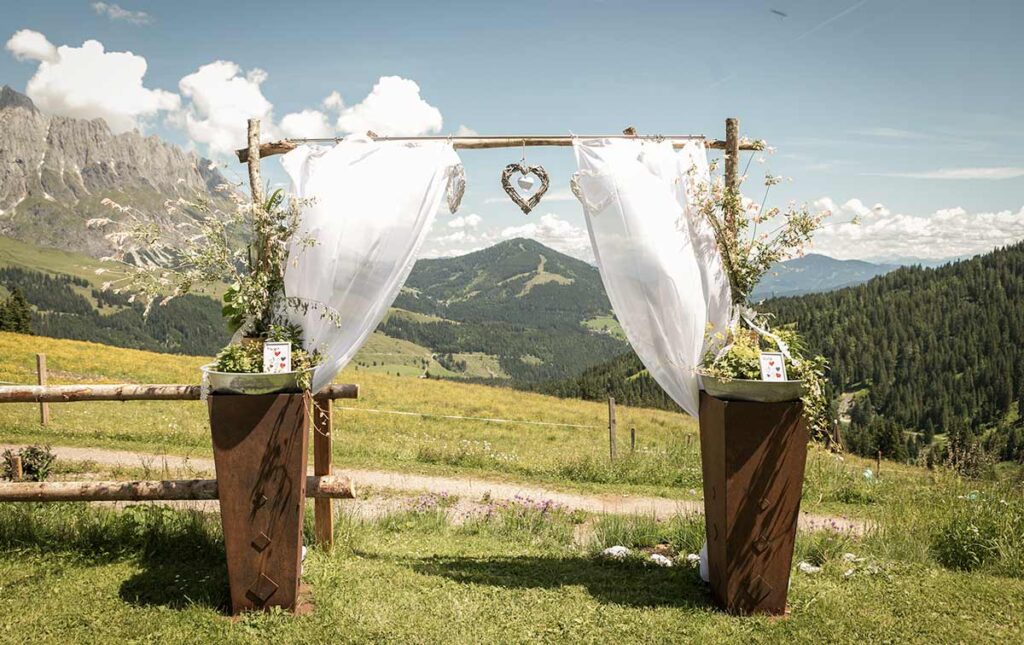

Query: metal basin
[700,374,805,403]
[201,364,317,395]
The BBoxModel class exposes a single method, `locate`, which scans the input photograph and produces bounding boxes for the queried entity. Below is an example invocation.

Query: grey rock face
[0,85,232,257]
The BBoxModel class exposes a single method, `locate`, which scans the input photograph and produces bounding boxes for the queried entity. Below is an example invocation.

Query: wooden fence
[0,362,359,549]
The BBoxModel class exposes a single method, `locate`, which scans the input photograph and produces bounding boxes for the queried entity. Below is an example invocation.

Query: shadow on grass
[407,554,713,609]
[119,549,230,612]
[0,501,231,612]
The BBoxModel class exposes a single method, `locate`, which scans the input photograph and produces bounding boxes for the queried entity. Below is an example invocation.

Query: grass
[2,333,1024,640]
[0,236,108,287]
[0,500,1022,643]
[582,314,627,340]
[0,331,1019,519]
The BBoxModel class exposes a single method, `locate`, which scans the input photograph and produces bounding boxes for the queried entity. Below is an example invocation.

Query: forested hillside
[541,243,1024,464]
[0,267,228,355]
[766,242,1024,462]
[384,238,628,382]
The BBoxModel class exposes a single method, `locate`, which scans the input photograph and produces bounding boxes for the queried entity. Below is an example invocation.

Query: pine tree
[0,287,32,334]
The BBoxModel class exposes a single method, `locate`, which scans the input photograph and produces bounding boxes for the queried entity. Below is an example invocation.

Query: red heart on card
[768,360,775,366]
[274,350,281,357]
[279,362,286,368]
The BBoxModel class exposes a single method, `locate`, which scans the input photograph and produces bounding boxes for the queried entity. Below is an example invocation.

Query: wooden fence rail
[0,381,359,549]
[0,383,358,403]
[0,475,355,502]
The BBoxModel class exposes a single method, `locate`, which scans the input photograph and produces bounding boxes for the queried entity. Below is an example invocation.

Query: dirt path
[2,444,868,534]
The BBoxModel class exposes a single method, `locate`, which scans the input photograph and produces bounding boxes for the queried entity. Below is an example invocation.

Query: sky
[2,0,1022,263]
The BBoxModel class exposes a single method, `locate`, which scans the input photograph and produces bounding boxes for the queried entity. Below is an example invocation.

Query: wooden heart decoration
[501,163,549,215]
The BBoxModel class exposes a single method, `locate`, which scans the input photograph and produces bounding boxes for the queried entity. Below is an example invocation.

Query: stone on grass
[649,553,673,567]
[601,545,631,559]
[797,561,821,574]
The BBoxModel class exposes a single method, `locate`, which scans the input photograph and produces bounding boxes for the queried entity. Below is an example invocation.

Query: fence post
[36,354,49,425]
[12,456,23,481]
[313,395,334,549]
[876,450,882,478]
[608,397,617,463]
[630,427,636,453]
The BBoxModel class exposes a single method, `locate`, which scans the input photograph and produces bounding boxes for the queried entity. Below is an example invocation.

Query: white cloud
[420,228,496,258]
[855,127,932,140]
[336,76,442,136]
[322,90,343,111]
[5,29,57,63]
[500,213,593,261]
[6,31,178,133]
[869,167,1024,180]
[810,198,1024,262]
[279,109,333,139]
[448,213,481,229]
[423,212,594,261]
[454,124,478,137]
[91,2,152,25]
[177,61,275,156]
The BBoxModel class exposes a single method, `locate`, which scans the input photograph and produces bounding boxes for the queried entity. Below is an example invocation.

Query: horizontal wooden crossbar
[236,134,765,162]
[0,475,355,502]
[0,383,358,404]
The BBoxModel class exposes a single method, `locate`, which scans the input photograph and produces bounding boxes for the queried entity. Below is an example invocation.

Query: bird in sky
[771,8,789,18]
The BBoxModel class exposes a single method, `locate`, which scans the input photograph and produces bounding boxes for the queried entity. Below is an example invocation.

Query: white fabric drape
[572,138,731,417]
[281,137,461,392]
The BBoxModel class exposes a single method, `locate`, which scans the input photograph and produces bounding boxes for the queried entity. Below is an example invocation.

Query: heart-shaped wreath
[501,163,549,215]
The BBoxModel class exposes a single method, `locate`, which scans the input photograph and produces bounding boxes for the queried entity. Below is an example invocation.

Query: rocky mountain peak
[0,85,37,112]
[0,84,232,258]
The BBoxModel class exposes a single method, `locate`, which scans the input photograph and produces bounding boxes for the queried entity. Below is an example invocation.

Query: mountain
[382,238,628,382]
[396,238,612,327]
[751,254,896,299]
[0,85,228,258]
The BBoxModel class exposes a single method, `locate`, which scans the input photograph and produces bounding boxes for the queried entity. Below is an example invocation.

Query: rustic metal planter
[208,393,310,615]
[698,391,808,615]
[202,364,316,396]
[700,375,805,404]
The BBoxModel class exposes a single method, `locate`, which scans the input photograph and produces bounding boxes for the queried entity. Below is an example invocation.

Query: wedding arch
[0,118,807,618]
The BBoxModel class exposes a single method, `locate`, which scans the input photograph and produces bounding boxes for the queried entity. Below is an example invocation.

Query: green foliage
[700,321,832,438]
[765,241,1024,462]
[0,502,222,563]
[694,163,829,304]
[2,266,229,355]
[0,285,33,333]
[532,350,680,410]
[213,324,321,374]
[2,444,56,481]
[385,238,628,384]
[931,491,1024,575]
[795,528,855,567]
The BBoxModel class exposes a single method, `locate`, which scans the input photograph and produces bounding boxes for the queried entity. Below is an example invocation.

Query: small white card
[759,352,787,382]
[263,341,292,374]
